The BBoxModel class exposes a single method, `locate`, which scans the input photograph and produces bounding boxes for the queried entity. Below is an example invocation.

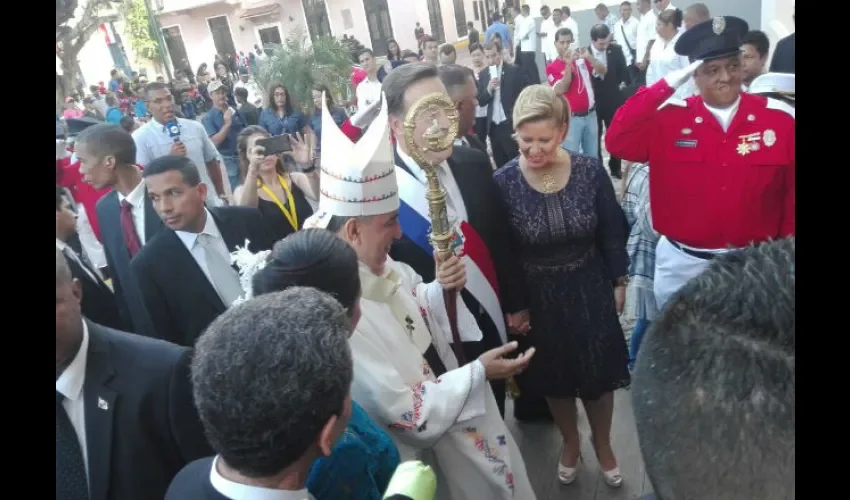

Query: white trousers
[653,236,726,310]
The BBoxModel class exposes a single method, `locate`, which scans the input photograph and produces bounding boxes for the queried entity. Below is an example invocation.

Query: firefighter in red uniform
[605,16,794,308]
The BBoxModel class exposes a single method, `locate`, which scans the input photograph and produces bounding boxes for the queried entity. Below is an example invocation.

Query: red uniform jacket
[605,80,795,249]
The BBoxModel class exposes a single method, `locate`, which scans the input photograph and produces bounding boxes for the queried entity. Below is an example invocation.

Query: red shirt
[546,58,594,115]
[57,157,112,240]
[605,79,795,249]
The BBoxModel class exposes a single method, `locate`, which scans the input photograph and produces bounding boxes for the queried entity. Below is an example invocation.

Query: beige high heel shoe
[557,447,582,485]
[590,435,623,488]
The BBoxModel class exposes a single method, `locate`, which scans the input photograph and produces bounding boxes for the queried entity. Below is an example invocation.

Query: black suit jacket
[591,43,629,115]
[62,249,123,330]
[81,321,212,500]
[476,63,528,133]
[96,189,164,337]
[131,206,277,347]
[463,133,488,155]
[390,146,526,349]
[166,457,228,499]
[769,33,795,74]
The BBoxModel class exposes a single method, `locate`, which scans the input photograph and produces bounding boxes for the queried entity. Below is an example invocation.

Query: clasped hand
[434,253,466,291]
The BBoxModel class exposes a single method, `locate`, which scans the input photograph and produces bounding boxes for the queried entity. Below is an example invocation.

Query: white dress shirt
[517,15,540,53]
[117,179,148,246]
[356,78,382,107]
[590,46,608,78]
[75,208,107,270]
[646,30,696,99]
[175,209,234,291]
[614,16,640,66]
[397,147,468,223]
[540,18,562,62]
[56,320,91,476]
[636,9,658,65]
[210,456,315,500]
[563,17,581,48]
[488,64,508,125]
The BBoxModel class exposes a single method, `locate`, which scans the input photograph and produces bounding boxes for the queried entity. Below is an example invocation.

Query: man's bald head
[683,3,711,30]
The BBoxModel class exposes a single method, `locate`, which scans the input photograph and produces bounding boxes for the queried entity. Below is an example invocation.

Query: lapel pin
[695,116,704,124]
[747,114,755,121]
[97,397,109,410]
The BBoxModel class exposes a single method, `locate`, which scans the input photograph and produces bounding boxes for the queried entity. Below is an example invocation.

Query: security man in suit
[76,123,164,338]
[56,186,123,330]
[56,248,211,500]
[606,16,795,309]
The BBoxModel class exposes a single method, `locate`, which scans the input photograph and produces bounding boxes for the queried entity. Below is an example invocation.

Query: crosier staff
[402,92,521,398]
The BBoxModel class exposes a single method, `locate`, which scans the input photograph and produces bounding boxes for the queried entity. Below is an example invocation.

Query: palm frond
[253,26,355,113]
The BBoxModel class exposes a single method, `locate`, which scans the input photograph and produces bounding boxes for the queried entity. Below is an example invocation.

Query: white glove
[350,98,382,129]
[663,60,703,89]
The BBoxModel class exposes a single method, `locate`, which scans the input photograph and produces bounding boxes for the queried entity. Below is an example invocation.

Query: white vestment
[350,258,536,500]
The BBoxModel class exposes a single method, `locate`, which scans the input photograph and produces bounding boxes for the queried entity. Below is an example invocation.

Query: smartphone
[257,134,292,155]
[488,65,500,79]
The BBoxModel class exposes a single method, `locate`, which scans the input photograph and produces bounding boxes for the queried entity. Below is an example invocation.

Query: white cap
[749,72,795,98]
[304,91,398,229]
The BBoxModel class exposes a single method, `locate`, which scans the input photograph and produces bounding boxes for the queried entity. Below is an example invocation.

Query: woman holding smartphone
[233,125,318,241]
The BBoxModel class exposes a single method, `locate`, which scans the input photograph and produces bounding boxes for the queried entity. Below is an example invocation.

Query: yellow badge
[681,128,692,135]
[763,129,776,147]
[737,139,751,156]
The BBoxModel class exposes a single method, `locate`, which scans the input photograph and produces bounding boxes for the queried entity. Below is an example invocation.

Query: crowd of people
[56,2,795,499]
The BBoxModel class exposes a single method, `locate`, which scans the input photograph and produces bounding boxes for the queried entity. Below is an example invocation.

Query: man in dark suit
[76,123,164,338]
[589,24,629,179]
[438,64,489,155]
[166,289,353,499]
[384,63,528,417]
[57,186,123,330]
[769,32,795,74]
[131,155,276,347]
[56,248,211,500]
[477,39,530,168]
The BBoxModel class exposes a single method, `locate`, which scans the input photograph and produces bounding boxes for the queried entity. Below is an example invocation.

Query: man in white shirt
[614,1,641,81]
[635,0,657,83]
[540,6,564,63]
[594,3,620,41]
[232,68,262,108]
[356,48,383,108]
[514,4,543,83]
[561,5,581,48]
[133,82,227,207]
[166,288,353,500]
[682,2,710,30]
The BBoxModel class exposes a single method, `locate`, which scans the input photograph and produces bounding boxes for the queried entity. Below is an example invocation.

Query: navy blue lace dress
[493,153,631,400]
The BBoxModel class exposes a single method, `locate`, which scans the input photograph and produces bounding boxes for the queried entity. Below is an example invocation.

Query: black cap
[674,16,749,61]
[66,116,103,137]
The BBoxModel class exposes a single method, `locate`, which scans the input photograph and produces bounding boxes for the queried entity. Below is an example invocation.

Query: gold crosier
[403,92,520,399]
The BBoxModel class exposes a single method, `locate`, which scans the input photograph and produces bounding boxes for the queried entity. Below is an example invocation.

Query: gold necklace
[541,173,558,193]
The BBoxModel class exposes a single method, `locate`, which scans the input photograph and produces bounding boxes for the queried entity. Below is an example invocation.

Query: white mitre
[303,91,398,229]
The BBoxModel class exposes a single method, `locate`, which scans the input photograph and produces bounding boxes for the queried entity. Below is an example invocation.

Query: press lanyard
[259,175,298,230]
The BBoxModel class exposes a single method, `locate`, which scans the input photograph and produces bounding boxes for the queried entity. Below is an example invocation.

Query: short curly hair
[633,238,795,500]
[192,287,353,477]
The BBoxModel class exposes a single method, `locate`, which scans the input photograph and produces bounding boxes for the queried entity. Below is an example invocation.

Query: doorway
[256,24,283,47]
[426,0,445,42]
[161,25,191,75]
[207,16,237,59]
[362,0,393,54]
[302,0,333,42]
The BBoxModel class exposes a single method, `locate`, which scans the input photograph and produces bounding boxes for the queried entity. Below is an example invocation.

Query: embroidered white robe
[350,258,536,500]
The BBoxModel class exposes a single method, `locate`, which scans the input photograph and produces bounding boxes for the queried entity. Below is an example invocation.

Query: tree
[56,0,114,111]
[121,0,158,62]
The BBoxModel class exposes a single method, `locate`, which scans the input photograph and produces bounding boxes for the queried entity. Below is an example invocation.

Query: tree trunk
[56,48,82,113]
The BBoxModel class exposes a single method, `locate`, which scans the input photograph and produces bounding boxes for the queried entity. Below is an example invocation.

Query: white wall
[761,0,794,64]
[326,0,372,46]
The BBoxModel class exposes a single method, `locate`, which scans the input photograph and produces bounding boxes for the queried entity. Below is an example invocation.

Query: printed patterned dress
[493,153,631,400]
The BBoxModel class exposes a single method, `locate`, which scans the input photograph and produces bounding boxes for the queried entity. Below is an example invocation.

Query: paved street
[453,47,650,500]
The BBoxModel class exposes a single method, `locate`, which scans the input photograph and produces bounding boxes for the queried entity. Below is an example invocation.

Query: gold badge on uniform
[712,17,726,35]
[681,128,692,135]
[736,132,762,156]
[737,139,751,156]
[763,129,776,147]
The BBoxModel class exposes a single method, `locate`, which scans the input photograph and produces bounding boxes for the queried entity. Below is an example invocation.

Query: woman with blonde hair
[492,84,631,488]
